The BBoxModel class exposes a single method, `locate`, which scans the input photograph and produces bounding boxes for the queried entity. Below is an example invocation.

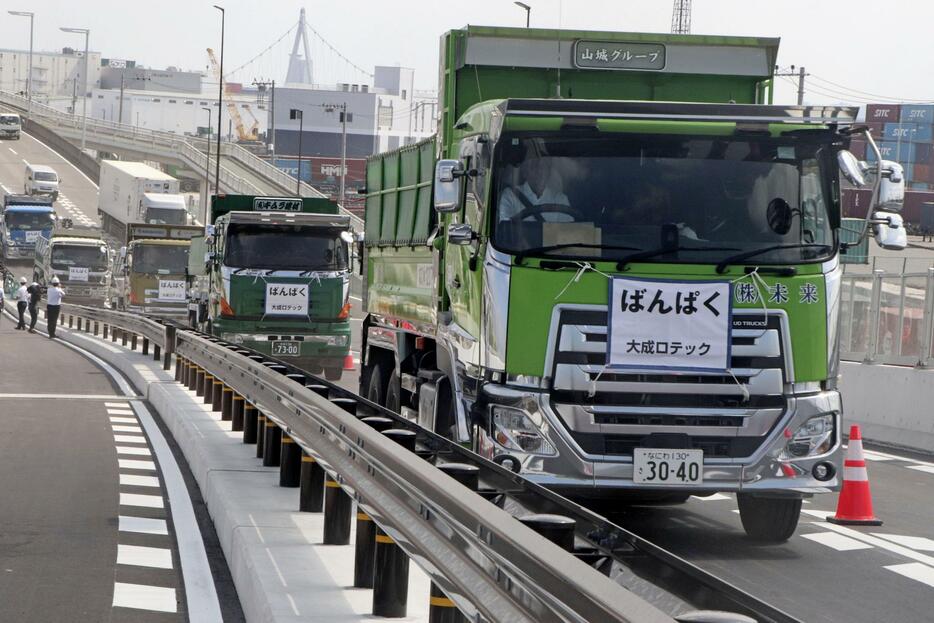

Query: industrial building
[0,47,102,104]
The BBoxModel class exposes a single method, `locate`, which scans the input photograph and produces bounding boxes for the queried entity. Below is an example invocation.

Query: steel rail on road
[60,304,799,623]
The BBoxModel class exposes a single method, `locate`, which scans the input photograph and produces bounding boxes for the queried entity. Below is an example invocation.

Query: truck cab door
[443,137,487,339]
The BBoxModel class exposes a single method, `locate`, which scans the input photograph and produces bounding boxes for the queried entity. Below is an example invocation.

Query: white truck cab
[0,113,21,139]
[24,163,60,201]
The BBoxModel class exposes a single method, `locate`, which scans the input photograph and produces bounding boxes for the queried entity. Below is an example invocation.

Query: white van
[24,163,60,201]
[0,113,21,139]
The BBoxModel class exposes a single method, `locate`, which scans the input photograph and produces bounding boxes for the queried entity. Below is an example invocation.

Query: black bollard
[68,315,74,329]
[359,416,394,432]
[263,419,282,467]
[323,476,352,545]
[188,364,199,391]
[372,428,418,618]
[93,321,99,336]
[305,382,329,398]
[285,373,305,387]
[211,379,223,411]
[221,387,234,421]
[299,451,325,512]
[517,514,576,552]
[130,334,138,350]
[279,434,301,487]
[76,317,82,332]
[111,326,118,342]
[142,337,149,356]
[175,356,183,382]
[102,323,108,339]
[256,413,266,459]
[372,526,409,618]
[428,583,464,623]
[122,331,128,347]
[331,397,357,416]
[354,509,377,588]
[231,395,245,431]
[243,404,259,444]
[195,369,206,396]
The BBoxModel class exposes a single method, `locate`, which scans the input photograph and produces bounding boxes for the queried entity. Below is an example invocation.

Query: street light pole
[8,11,34,115]
[60,27,90,150]
[514,2,531,27]
[202,107,213,224]
[290,108,304,196]
[213,5,225,194]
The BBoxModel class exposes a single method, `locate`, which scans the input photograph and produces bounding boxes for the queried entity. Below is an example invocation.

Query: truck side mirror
[434,159,464,213]
[838,150,865,187]
[119,246,127,258]
[872,212,907,250]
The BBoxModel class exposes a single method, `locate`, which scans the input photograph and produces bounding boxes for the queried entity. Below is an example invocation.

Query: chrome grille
[548,308,790,458]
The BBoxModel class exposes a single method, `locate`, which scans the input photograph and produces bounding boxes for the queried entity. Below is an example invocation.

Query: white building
[0,47,102,105]
[272,66,438,158]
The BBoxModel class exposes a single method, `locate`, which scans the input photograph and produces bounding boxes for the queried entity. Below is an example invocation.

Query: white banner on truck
[25,230,41,244]
[158,279,186,301]
[607,277,731,372]
[69,267,89,282]
[265,283,308,316]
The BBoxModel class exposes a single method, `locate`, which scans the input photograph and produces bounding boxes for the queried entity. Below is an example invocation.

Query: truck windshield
[4,211,54,230]
[34,172,58,182]
[132,244,188,274]
[492,133,835,266]
[52,245,109,270]
[145,208,188,225]
[0,115,19,125]
[225,224,348,271]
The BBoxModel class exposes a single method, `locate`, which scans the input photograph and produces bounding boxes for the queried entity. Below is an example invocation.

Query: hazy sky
[2,0,932,105]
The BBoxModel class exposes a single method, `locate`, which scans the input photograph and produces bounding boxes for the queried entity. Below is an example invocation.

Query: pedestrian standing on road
[46,277,64,339]
[26,281,42,333]
[15,277,28,330]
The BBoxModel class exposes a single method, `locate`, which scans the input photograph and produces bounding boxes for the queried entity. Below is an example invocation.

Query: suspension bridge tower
[670,0,692,34]
[286,7,314,85]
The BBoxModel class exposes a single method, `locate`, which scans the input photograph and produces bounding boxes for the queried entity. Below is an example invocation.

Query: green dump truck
[189,195,354,381]
[360,26,907,541]
[111,223,201,317]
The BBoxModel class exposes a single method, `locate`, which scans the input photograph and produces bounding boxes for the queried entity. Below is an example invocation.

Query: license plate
[271,341,300,357]
[633,448,703,484]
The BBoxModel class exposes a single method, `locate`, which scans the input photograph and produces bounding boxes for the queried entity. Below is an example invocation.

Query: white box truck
[97,161,189,240]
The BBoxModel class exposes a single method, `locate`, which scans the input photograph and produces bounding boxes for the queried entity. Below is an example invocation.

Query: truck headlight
[327,335,349,347]
[781,413,835,459]
[491,406,556,456]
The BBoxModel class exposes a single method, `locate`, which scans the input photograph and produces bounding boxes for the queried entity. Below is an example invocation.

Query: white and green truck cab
[360,26,907,541]
[34,228,110,305]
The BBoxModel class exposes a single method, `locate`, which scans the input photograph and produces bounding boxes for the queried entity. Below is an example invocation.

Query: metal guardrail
[58,303,799,623]
[0,91,364,229]
[60,303,175,368]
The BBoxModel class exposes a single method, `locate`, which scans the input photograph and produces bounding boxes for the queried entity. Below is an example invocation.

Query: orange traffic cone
[343,353,355,371]
[827,425,882,526]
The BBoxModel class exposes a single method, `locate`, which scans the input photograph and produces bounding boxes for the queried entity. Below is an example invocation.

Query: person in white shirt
[46,276,65,339]
[14,276,29,330]
[498,158,573,223]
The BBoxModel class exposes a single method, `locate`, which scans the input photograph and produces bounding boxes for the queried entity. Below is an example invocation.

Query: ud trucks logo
[573,40,666,71]
[254,197,302,212]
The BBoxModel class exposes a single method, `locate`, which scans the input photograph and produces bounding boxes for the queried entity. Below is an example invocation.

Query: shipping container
[882,122,933,143]
[841,188,873,218]
[902,190,934,225]
[869,141,917,164]
[864,121,885,138]
[840,217,868,264]
[865,103,900,123]
[899,104,934,124]
[914,164,934,184]
[921,201,934,232]
[271,156,366,186]
[849,139,867,159]
[916,142,934,165]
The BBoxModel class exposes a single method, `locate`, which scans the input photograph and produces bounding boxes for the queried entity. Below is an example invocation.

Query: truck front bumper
[219,330,351,371]
[474,383,842,497]
[3,245,35,260]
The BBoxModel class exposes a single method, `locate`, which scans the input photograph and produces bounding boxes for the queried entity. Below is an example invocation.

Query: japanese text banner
[608,278,731,372]
[265,282,309,316]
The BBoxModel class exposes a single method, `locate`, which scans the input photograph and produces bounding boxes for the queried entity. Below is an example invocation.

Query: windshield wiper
[714,243,832,274]
[616,245,740,271]
[515,243,639,265]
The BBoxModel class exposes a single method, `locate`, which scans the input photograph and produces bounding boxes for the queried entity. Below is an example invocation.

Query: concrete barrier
[840,361,934,454]
[24,117,101,183]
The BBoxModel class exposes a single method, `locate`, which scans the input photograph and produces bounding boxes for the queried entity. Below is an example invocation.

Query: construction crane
[671,0,692,34]
[242,104,261,139]
[206,47,259,142]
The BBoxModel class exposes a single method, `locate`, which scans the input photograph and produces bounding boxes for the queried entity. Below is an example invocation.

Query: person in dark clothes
[27,281,42,333]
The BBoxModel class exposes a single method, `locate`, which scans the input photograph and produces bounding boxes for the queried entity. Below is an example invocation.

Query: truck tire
[737,494,802,542]
[325,367,342,382]
[385,371,401,414]
[363,362,389,406]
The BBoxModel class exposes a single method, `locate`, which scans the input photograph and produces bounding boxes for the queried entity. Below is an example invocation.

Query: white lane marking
[114,434,147,444]
[0,184,10,194]
[885,562,934,588]
[873,534,934,552]
[821,523,934,567]
[863,450,895,461]
[120,474,161,488]
[857,448,934,468]
[119,515,168,535]
[907,465,934,475]
[350,294,362,302]
[113,425,144,433]
[0,393,130,400]
[116,446,152,457]
[117,544,174,570]
[801,531,873,551]
[107,408,136,415]
[801,509,835,519]
[110,417,138,424]
[8,147,17,154]
[22,158,29,165]
[118,458,156,471]
[692,493,731,501]
[120,493,164,509]
[131,401,223,622]
[112,582,177,613]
